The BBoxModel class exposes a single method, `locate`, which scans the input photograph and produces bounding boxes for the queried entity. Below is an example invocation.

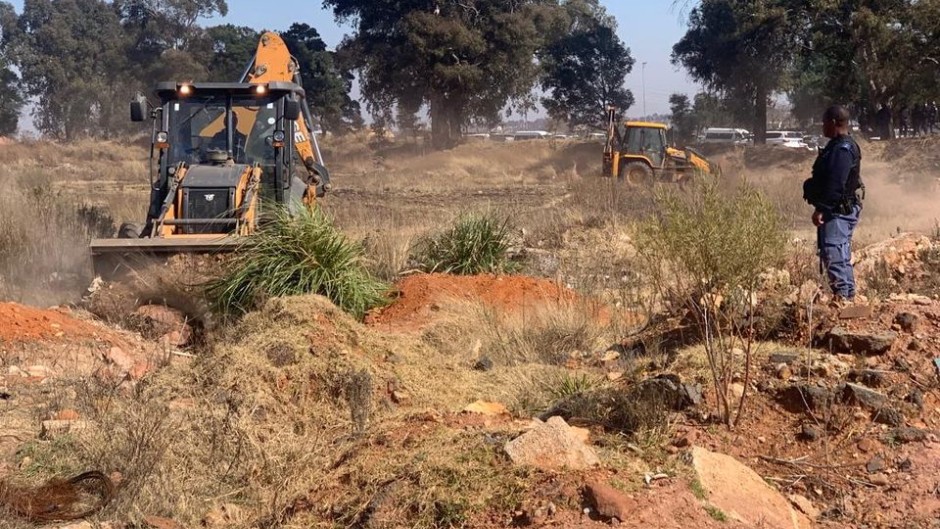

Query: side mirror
[284,99,301,121]
[130,96,147,122]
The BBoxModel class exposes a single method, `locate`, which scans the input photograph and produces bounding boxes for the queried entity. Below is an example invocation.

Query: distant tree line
[670,0,940,143]
[0,0,637,148]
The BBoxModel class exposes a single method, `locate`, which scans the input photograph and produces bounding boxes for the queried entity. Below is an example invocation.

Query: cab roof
[154,81,306,99]
[624,121,668,129]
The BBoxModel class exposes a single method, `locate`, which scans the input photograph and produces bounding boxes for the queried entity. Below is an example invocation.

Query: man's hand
[812,210,825,227]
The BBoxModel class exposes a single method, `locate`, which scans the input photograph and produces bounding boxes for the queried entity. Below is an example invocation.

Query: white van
[766,131,811,150]
[513,130,550,141]
[701,128,751,145]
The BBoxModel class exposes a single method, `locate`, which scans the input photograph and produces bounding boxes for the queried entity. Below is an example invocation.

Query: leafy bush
[413,211,517,275]
[637,179,786,425]
[207,206,389,319]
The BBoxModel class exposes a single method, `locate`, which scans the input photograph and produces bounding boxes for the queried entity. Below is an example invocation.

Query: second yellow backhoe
[602,107,719,184]
[90,32,330,274]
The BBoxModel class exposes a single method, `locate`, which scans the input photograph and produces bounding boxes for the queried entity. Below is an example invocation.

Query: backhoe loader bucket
[89,236,241,279]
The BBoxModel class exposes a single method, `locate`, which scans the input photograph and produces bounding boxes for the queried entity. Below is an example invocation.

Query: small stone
[776,364,792,381]
[866,456,885,474]
[872,407,904,427]
[391,390,411,404]
[606,371,623,381]
[585,481,633,522]
[105,346,134,372]
[898,458,913,472]
[40,419,89,439]
[869,473,889,486]
[850,369,887,388]
[504,416,599,470]
[908,340,924,352]
[799,424,822,442]
[857,438,876,453]
[826,327,898,356]
[894,312,919,333]
[729,383,745,400]
[841,383,888,410]
[601,350,621,363]
[769,352,800,365]
[473,356,493,371]
[789,494,821,519]
[889,427,929,444]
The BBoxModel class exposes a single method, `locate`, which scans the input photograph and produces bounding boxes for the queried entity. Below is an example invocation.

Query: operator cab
[132,82,309,235]
[619,121,668,167]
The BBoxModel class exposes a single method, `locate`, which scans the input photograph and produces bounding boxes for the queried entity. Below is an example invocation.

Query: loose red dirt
[365,273,576,330]
[0,302,116,344]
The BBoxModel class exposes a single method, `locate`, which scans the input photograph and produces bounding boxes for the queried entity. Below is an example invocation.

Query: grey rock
[504,416,600,470]
[840,383,888,410]
[473,356,494,372]
[872,407,905,427]
[825,327,898,355]
[866,456,885,474]
[899,458,913,472]
[769,352,800,365]
[633,374,702,410]
[850,369,887,388]
[905,390,925,409]
[799,424,822,442]
[889,427,929,444]
[778,384,834,412]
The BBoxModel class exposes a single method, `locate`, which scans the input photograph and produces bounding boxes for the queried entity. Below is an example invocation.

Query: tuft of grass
[413,211,517,275]
[690,478,708,500]
[705,505,728,522]
[207,206,389,319]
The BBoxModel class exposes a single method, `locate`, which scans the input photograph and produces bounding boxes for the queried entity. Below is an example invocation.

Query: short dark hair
[823,105,850,125]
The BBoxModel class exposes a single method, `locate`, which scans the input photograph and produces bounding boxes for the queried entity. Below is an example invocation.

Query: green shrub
[413,211,517,275]
[637,178,786,426]
[207,206,389,319]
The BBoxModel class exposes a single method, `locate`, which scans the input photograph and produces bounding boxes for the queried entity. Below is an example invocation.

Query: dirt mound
[0,302,117,344]
[365,273,576,330]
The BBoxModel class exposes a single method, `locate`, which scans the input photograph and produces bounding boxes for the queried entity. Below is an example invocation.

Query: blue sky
[8,0,698,118]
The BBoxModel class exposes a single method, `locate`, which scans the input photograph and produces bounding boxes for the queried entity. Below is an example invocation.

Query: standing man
[803,105,864,304]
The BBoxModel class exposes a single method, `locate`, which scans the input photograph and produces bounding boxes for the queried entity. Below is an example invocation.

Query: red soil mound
[0,302,114,344]
[366,273,575,330]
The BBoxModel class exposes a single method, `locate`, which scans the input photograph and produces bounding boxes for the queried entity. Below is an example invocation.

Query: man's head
[822,105,850,138]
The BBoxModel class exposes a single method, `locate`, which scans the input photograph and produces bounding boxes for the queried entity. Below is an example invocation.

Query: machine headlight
[179,84,192,96]
[156,131,169,143]
[273,131,286,143]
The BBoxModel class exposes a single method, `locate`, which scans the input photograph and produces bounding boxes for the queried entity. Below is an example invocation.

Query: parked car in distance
[513,130,550,141]
[766,130,813,150]
[700,128,751,145]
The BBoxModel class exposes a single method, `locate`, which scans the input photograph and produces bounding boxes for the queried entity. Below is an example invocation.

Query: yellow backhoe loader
[90,32,330,274]
[602,107,719,184]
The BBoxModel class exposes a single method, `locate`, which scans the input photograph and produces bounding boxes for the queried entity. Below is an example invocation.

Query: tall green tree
[324,0,561,149]
[0,1,23,135]
[669,93,694,142]
[205,24,260,81]
[282,23,361,134]
[672,0,801,143]
[14,0,131,139]
[541,1,634,129]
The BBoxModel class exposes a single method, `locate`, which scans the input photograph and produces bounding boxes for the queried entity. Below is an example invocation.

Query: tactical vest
[810,134,863,205]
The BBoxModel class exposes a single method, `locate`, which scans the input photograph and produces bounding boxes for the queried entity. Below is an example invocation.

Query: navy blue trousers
[818,204,861,299]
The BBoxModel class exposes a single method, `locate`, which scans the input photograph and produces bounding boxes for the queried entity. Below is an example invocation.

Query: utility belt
[833,185,865,215]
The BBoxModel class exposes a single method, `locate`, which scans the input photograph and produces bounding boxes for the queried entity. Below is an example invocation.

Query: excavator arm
[241,32,331,204]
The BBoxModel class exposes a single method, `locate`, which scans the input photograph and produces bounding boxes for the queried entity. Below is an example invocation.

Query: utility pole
[642,61,648,118]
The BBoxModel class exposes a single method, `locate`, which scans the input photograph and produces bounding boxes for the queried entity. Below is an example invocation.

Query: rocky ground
[1,138,940,529]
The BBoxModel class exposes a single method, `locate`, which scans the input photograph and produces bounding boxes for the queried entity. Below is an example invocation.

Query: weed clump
[413,211,517,275]
[207,206,389,319]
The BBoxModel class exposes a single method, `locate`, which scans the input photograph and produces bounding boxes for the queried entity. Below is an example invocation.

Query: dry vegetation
[2,135,940,528]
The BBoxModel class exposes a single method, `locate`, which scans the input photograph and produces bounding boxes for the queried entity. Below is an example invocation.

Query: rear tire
[618,161,654,186]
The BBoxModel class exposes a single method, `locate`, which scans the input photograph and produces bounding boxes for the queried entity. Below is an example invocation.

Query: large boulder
[504,416,600,470]
[691,447,810,529]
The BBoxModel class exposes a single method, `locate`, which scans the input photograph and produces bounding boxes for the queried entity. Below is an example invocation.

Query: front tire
[618,161,654,186]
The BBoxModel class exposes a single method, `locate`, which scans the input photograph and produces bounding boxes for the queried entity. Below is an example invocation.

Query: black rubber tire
[618,161,654,186]
[118,222,141,239]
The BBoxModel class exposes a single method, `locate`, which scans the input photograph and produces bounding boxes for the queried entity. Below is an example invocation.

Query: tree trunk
[430,94,461,150]
[753,84,768,145]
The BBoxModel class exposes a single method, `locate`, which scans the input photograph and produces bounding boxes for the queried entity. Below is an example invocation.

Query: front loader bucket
[90,236,242,278]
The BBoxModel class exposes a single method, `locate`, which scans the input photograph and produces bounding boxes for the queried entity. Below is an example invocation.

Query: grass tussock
[413,211,517,275]
[207,206,390,319]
